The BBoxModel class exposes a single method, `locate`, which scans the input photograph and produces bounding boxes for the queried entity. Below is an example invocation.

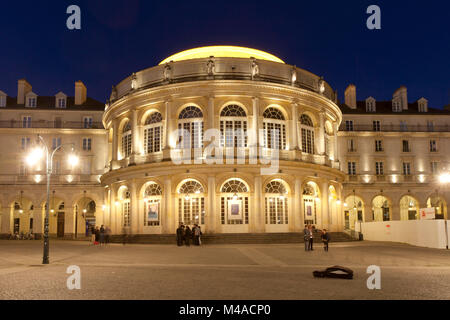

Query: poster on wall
[228,200,242,220]
[419,207,435,220]
[147,202,159,222]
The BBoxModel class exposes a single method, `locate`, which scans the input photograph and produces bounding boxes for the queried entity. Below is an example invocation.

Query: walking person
[184,226,192,247]
[321,229,330,252]
[176,224,184,246]
[197,225,202,246]
[308,225,314,251]
[303,225,310,251]
[90,225,96,245]
[99,225,105,246]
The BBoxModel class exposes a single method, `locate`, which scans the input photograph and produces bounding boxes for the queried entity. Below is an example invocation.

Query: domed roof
[159,46,285,64]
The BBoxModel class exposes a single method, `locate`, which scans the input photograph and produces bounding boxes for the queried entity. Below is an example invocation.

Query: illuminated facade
[0,46,449,238]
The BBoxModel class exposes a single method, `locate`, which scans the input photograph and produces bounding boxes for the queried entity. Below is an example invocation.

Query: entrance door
[57,212,65,238]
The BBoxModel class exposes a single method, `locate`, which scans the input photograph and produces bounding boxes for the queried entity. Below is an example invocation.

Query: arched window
[220,105,248,148]
[144,112,163,154]
[144,183,163,227]
[344,195,364,230]
[121,121,132,158]
[119,187,131,227]
[178,180,205,226]
[372,196,390,222]
[220,179,249,225]
[300,114,314,154]
[427,195,447,220]
[178,106,203,149]
[265,180,288,225]
[303,182,319,225]
[400,195,419,221]
[263,107,286,150]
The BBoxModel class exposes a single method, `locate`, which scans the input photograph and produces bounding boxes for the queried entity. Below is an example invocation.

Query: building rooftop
[2,96,104,111]
[340,101,450,115]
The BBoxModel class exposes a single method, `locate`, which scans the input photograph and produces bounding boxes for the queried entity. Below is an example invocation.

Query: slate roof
[2,96,104,111]
[339,100,450,115]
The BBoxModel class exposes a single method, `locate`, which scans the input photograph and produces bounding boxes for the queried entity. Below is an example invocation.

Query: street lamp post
[26,134,78,264]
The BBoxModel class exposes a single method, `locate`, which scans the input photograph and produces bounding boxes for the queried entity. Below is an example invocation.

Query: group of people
[303,224,330,252]
[90,225,111,246]
[176,223,202,246]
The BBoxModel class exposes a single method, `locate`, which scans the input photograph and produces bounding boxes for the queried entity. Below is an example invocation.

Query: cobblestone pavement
[0,240,449,300]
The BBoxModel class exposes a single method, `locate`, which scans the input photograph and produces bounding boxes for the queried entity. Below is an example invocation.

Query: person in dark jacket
[94,226,100,244]
[303,225,310,251]
[184,226,192,247]
[99,225,105,246]
[176,224,184,246]
[321,229,330,252]
[308,225,314,251]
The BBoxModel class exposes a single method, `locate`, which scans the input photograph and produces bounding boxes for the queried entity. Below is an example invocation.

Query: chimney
[75,81,87,105]
[344,84,357,109]
[393,86,408,110]
[17,79,32,105]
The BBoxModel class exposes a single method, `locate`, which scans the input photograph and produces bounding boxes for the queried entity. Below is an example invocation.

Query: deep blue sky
[0,0,449,107]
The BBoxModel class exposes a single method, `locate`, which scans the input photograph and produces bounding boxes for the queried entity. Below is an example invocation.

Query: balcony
[339,124,450,133]
[0,120,104,129]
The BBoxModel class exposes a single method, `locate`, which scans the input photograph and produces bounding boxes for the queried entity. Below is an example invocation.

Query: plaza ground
[0,240,449,300]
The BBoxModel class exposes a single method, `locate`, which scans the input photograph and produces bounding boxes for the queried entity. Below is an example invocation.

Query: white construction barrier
[360,220,449,249]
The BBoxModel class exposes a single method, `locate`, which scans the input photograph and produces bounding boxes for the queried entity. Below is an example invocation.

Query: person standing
[90,225,96,245]
[308,225,314,251]
[176,224,184,246]
[105,226,111,245]
[193,224,200,246]
[99,225,105,246]
[197,225,202,246]
[321,229,330,252]
[184,226,192,247]
[94,226,100,245]
[303,225,310,251]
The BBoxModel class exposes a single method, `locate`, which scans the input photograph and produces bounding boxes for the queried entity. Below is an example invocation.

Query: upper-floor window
[373,120,381,132]
[402,140,410,152]
[431,162,439,175]
[22,116,32,128]
[430,140,437,152]
[52,137,61,150]
[57,98,66,108]
[83,117,93,129]
[220,105,248,148]
[82,138,92,151]
[21,137,31,150]
[375,140,383,152]
[121,121,132,158]
[403,162,411,176]
[348,162,356,176]
[345,120,354,131]
[300,114,314,154]
[178,106,203,149]
[400,121,408,131]
[263,107,286,150]
[144,112,163,154]
[27,97,36,108]
[427,121,434,132]
[375,161,384,176]
[347,139,356,152]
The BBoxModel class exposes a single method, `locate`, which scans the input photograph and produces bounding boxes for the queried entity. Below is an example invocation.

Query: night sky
[0,0,449,107]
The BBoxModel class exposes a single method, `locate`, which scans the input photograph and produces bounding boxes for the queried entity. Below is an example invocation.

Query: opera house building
[0,46,449,240]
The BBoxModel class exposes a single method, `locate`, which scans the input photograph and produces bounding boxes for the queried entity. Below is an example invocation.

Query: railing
[339,124,450,132]
[0,121,104,129]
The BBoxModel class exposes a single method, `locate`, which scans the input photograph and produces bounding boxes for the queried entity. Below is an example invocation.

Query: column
[163,178,172,234]
[131,109,139,155]
[163,100,174,160]
[293,178,302,231]
[208,96,215,130]
[391,202,400,221]
[318,112,325,155]
[33,206,43,239]
[251,97,260,147]
[364,200,373,222]
[290,103,298,150]
[111,187,118,234]
[207,176,216,234]
[130,181,139,234]
[64,202,75,239]
[253,176,264,232]
[112,120,119,162]
[1,206,12,235]
[333,122,339,161]
[321,181,329,229]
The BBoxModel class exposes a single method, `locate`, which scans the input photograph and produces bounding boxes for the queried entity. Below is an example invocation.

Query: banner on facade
[419,207,435,220]
[228,199,242,220]
[306,205,313,217]
[147,202,159,222]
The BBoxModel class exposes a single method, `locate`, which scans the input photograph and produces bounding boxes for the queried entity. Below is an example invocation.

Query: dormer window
[418,98,428,113]
[58,98,66,108]
[0,95,5,107]
[27,97,36,108]
[366,97,376,112]
[55,92,67,109]
[392,100,401,112]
